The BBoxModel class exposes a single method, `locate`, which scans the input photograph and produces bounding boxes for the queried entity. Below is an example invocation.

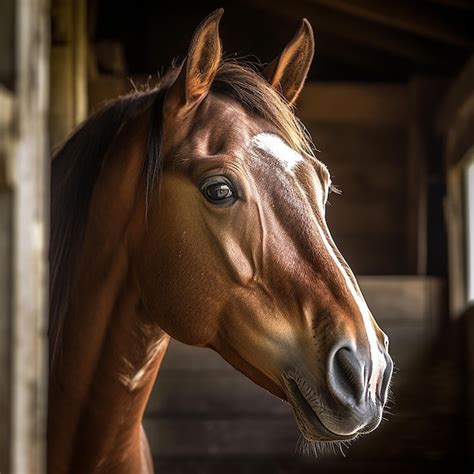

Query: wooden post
[407,78,449,276]
[50,0,88,147]
[0,3,15,470]
[407,79,428,275]
[10,0,50,473]
[437,55,474,316]
[0,85,14,474]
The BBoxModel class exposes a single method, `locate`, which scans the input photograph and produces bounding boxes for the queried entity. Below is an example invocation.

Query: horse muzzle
[283,343,393,442]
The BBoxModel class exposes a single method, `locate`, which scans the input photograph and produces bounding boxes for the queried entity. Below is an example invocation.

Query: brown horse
[49,9,393,473]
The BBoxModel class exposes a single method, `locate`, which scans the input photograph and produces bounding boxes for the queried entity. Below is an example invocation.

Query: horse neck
[48,115,169,473]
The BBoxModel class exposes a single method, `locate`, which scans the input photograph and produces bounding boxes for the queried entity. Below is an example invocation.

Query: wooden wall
[297,82,443,275]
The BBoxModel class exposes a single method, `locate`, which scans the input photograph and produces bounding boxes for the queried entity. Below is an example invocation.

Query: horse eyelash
[325,183,341,207]
[329,183,342,195]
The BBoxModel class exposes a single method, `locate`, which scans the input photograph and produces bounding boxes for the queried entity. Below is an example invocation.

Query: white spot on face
[252,133,303,175]
[252,131,385,401]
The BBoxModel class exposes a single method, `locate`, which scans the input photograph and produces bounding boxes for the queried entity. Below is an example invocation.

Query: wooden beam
[311,0,474,49]
[244,0,464,68]
[359,276,446,325]
[422,0,474,11]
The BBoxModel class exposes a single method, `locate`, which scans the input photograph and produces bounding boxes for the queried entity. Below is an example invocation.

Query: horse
[48,9,393,473]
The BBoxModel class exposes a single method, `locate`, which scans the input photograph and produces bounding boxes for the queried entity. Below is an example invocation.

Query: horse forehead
[192,94,260,148]
[251,133,304,174]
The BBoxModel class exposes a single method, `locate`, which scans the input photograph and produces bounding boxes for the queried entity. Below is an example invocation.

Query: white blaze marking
[252,131,385,401]
[316,223,386,401]
[252,133,303,175]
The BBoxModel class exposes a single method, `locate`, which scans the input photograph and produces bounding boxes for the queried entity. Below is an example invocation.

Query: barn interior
[1,0,474,473]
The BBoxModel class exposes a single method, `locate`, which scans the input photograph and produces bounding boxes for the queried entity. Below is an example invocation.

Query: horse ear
[263,19,315,105]
[165,9,223,113]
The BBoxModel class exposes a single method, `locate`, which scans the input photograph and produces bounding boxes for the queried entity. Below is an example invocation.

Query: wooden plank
[359,276,446,324]
[146,372,290,417]
[312,0,474,48]
[0,192,12,474]
[144,418,299,456]
[0,49,14,474]
[298,83,408,124]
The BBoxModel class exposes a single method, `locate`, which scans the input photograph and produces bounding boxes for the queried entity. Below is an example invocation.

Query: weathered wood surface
[298,83,408,125]
[437,54,474,315]
[0,191,12,474]
[0,21,15,467]
[6,1,50,473]
[300,86,413,275]
[359,276,446,323]
[50,0,87,147]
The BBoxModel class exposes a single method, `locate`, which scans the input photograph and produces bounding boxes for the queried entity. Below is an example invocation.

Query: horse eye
[201,178,236,205]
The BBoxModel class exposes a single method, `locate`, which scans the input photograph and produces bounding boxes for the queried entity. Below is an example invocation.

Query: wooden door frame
[0,1,50,473]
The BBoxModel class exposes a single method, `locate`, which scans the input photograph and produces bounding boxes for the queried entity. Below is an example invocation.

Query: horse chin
[284,375,362,443]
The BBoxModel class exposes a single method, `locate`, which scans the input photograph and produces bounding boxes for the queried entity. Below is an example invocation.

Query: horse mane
[49,59,314,368]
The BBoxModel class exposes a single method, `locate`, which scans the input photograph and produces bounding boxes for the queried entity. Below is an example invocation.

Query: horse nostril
[328,346,366,406]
